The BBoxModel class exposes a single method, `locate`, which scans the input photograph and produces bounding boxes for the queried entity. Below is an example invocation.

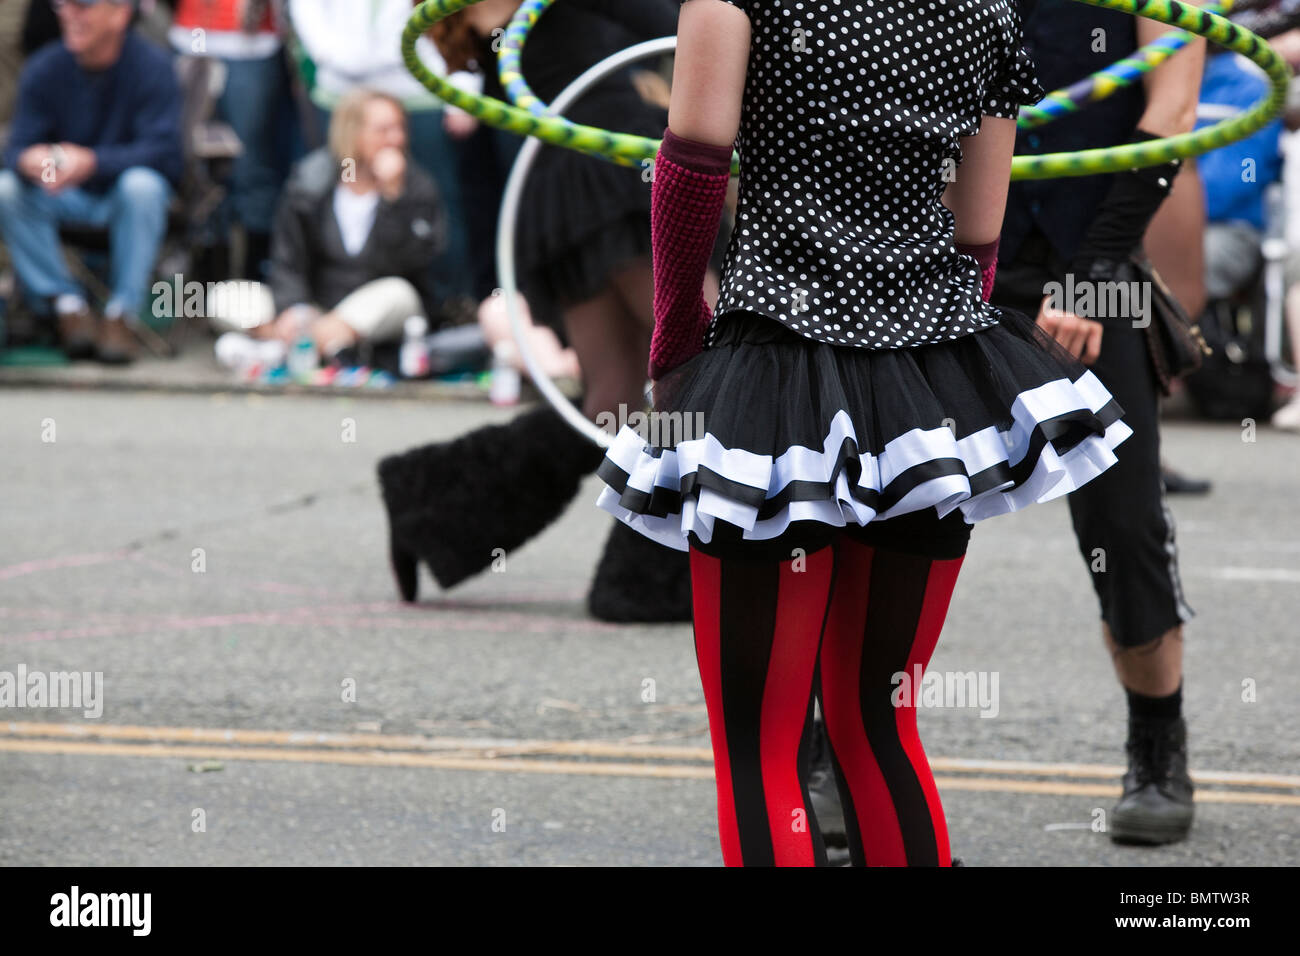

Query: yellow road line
[930,757,1300,791]
[0,720,710,760]
[4,721,1299,791]
[2,737,1299,806]
[0,738,715,779]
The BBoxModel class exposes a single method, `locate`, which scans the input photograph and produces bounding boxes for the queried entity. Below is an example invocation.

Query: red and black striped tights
[689,529,967,867]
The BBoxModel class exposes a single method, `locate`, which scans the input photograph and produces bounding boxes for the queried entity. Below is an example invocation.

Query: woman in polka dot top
[594,0,1134,866]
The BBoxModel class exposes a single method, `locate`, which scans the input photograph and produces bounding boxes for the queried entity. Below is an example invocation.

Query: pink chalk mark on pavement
[0,550,128,581]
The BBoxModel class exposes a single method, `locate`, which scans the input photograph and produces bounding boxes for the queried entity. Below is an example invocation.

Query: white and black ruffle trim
[594,370,1132,552]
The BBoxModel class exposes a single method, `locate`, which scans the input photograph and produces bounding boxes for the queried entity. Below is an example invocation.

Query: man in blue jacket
[0,0,182,363]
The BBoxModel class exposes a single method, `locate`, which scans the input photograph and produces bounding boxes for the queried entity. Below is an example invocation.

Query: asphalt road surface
[1,387,1297,866]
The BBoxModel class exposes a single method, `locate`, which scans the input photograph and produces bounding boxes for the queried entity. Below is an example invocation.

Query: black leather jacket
[268,147,447,322]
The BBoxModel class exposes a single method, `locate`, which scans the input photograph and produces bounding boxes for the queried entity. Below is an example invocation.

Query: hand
[1036,294,1103,365]
[371,147,406,201]
[270,304,322,344]
[16,145,52,184]
[47,143,97,193]
[443,107,479,139]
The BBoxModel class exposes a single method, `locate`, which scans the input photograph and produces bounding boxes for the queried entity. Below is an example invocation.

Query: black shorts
[992,229,1196,648]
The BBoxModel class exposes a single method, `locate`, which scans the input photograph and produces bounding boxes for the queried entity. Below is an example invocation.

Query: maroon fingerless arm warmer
[648,126,733,380]
[957,237,999,303]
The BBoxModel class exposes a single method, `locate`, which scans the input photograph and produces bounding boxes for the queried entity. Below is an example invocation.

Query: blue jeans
[0,167,171,319]
[217,52,292,235]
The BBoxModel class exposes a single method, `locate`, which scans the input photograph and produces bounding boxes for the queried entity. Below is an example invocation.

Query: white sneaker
[1271,396,1300,431]
[215,331,286,372]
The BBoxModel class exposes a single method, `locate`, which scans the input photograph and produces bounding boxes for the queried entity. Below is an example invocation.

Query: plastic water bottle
[400,315,430,379]
[288,335,318,379]
[489,341,521,405]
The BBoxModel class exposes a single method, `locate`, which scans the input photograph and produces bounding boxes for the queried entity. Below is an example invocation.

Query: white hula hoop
[496,35,681,449]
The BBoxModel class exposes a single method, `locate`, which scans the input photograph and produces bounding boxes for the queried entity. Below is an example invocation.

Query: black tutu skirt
[595,306,1133,553]
[514,90,666,307]
[513,91,732,341]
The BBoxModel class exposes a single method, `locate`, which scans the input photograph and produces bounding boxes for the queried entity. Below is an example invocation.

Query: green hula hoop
[1017,0,1234,129]
[496,0,1227,134]
[402,0,1291,180]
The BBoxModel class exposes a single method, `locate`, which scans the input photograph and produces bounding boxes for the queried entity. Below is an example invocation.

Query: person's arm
[3,55,58,176]
[943,118,1019,302]
[945,118,1018,249]
[268,193,316,315]
[942,0,1045,304]
[1065,4,1206,280]
[647,0,747,380]
[1135,6,1206,141]
[88,60,184,190]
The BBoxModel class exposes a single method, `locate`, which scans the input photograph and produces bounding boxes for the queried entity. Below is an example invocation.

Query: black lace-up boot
[1110,715,1194,845]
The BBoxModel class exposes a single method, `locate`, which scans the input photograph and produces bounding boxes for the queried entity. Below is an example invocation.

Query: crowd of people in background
[0,0,570,381]
[0,0,1297,430]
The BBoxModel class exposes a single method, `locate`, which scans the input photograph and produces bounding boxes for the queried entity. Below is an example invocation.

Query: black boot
[805,715,847,848]
[1110,715,1195,845]
[586,520,694,622]
[377,403,606,600]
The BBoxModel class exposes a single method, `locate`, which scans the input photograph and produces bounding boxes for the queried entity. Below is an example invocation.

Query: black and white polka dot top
[682,0,1046,350]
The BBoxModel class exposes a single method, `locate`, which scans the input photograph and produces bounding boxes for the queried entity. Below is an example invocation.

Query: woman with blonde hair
[211,88,448,365]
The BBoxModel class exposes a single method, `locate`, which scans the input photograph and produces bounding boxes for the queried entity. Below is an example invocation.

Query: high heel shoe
[388,534,419,603]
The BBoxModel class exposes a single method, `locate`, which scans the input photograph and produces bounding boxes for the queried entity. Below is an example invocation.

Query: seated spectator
[166,0,293,280]
[476,288,581,384]
[1197,48,1283,302]
[209,88,446,366]
[288,0,482,306]
[0,0,182,364]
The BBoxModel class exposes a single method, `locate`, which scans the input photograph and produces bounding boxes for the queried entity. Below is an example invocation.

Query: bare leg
[309,313,359,357]
[608,252,722,325]
[478,290,582,379]
[1105,622,1184,697]
[562,280,649,424]
[607,254,656,332]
